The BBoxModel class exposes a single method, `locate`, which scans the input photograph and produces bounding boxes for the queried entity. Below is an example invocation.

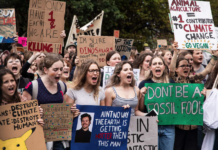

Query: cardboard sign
[66,11,104,48]
[115,38,134,59]
[157,39,167,48]
[18,37,27,47]
[77,36,115,67]
[168,13,174,33]
[114,30,120,38]
[41,103,73,142]
[215,27,218,43]
[0,8,16,43]
[127,116,158,150]
[71,105,131,150]
[168,0,217,50]
[66,15,79,47]
[0,100,46,150]
[103,66,140,88]
[144,83,204,125]
[27,0,66,53]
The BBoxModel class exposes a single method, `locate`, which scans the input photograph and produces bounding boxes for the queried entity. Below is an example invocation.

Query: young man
[66,44,77,53]
[75,113,92,143]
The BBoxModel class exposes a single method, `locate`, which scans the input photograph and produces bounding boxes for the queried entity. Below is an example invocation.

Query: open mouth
[169,58,171,61]
[199,58,203,61]
[63,71,69,75]
[55,77,60,81]
[92,77,97,82]
[127,75,132,82]
[12,66,18,72]
[156,69,161,73]
[8,87,14,93]
[184,71,188,74]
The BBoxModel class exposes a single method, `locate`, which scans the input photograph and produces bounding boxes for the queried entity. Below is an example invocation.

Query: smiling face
[150,57,166,79]
[117,63,133,85]
[81,117,91,130]
[141,55,152,71]
[44,60,63,83]
[193,50,203,64]
[6,58,22,78]
[176,60,190,78]
[163,51,172,65]
[1,73,17,98]
[107,53,121,67]
[86,64,100,85]
[62,62,70,79]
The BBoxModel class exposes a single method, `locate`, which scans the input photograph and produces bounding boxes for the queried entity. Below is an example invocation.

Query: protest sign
[0,8,16,43]
[168,0,217,50]
[0,100,46,150]
[215,27,218,43]
[41,103,73,142]
[144,83,204,125]
[168,13,174,33]
[103,66,140,88]
[27,0,66,53]
[66,15,79,47]
[115,38,134,59]
[114,30,120,38]
[71,105,131,150]
[18,37,27,47]
[127,116,158,150]
[157,39,167,48]
[77,36,115,67]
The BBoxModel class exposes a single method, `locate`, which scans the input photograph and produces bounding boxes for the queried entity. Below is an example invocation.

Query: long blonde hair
[70,59,101,102]
[106,61,135,88]
[146,55,169,83]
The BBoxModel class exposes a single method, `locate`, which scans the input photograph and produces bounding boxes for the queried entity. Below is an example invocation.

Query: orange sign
[114,30,120,38]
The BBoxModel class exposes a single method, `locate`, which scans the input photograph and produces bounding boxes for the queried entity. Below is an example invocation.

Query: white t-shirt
[66,87,105,105]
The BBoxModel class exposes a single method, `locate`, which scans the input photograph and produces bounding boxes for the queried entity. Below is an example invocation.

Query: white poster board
[103,66,140,89]
[215,27,218,43]
[168,0,217,50]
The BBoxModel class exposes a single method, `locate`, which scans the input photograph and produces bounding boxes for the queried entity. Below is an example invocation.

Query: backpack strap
[32,80,39,100]
[58,80,66,93]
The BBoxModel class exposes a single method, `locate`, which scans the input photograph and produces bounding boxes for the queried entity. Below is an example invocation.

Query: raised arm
[169,42,179,74]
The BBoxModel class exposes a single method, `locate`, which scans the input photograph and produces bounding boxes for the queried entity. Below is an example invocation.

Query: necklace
[152,78,162,83]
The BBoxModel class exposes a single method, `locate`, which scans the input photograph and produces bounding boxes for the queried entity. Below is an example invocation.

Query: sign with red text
[77,36,115,67]
[0,8,16,43]
[168,0,217,50]
[114,30,120,38]
[27,0,66,53]
[18,37,27,47]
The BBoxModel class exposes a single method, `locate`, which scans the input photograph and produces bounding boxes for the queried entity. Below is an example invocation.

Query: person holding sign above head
[133,52,153,84]
[138,55,175,150]
[22,53,68,150]
[104,61,140,116]
[169,42,216,150]
[0,68,44,125]
[66,59,105,117]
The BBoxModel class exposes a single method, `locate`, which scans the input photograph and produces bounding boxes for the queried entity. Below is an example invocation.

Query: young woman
[23,53,67,150]
[4,53,31,94]
[162,50,172,68]
[66,59,105,117]
[133,52,153,83]
[139,55,175,150]
[104,61,141,116]
[106,51,121,66]
[169,42,215,150]
[129,52,136,63]
[60,60,72,88]
[178,51,194,75]
[0,68,43,125]
[64,51,70,62]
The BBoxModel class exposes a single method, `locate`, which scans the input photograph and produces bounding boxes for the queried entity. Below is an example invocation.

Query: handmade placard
[103,66,140,88]
[144,83,204,125]
[77,36,115,67]
[71,105,131,150]
[168,0,217,50]
[115,38,134,59]
[41,103,73,142]
[127,116,158,150]
[27,0,66,53]
[0,8,16,43]
[0,100,46,150]
[157,39,167,48]
[114,30,120,38]
[66,15,79,47]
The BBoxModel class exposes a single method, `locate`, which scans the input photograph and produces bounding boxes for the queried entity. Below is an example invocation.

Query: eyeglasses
[88,69,100,74]
[178,65,191,69]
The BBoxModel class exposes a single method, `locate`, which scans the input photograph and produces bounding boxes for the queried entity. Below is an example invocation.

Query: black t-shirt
[138,78,175,113]
[75,129,91,143]
[17,76,31,94]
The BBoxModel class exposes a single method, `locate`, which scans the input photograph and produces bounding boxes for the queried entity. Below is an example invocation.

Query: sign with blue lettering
[71,105,131,150]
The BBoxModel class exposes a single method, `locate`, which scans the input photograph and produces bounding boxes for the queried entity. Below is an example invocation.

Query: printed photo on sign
[75,112,95,143]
